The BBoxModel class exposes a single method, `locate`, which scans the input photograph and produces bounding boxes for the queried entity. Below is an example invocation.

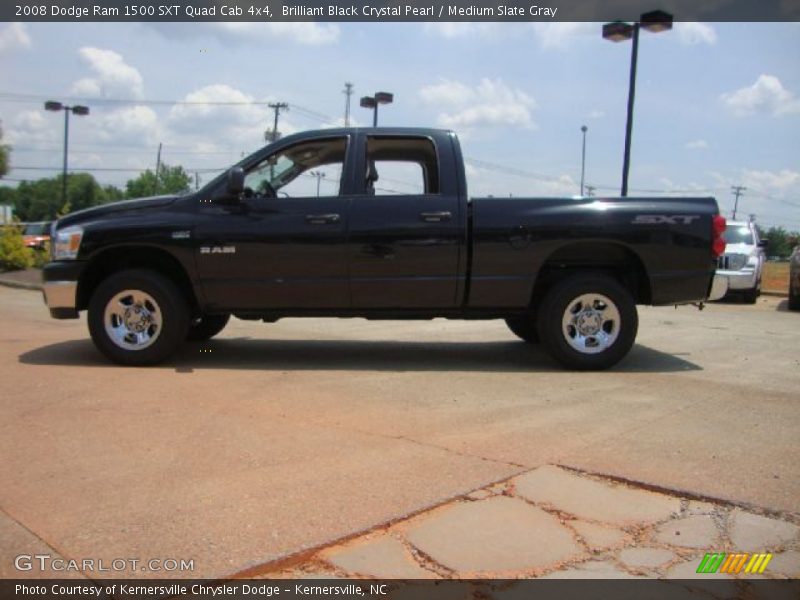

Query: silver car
[715,221,766,304]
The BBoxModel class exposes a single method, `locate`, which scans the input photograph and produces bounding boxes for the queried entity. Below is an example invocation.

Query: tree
[758,225,792,258]
[13,173,117,221]
[125,164,191,198]
[0,124,10,179]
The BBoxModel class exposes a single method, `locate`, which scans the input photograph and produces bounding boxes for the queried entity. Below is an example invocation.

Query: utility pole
[195,172,200,191]
[585,185,596,197]
[343,82,354,127]
[310,171,326,196]
[155,142,162,195]
[731,185,746,220]
[266,102,289,142]
[580,125,588,195]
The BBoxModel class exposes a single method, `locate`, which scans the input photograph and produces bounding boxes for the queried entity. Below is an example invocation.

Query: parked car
[42,127,726,370]
[715,220,766,303]
[21,221,51,250]
[790,245,800,311]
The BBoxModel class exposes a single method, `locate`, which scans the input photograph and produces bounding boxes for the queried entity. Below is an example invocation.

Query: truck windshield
[723,226,754,245]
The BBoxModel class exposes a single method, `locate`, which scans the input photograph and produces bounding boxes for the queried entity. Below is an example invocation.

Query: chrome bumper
[43,281,78,318]
[708,274,729,301]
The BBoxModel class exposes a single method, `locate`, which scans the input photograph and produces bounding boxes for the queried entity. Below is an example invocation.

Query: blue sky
[0,21,798,229]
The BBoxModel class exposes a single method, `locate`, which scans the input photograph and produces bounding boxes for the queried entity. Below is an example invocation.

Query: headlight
[746,254,759,267]
[53,226,84,260]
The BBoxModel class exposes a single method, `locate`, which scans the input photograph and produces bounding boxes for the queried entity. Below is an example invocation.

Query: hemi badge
[171,231,191,239]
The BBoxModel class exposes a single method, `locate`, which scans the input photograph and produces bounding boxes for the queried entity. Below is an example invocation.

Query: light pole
[360,92,393,127]
[580,125,588,196]
[602,10,672,196]
[309,170,326,196]
[44,101,89,209]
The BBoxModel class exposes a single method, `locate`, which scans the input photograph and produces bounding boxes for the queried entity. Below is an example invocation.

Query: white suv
[716,221,766,304]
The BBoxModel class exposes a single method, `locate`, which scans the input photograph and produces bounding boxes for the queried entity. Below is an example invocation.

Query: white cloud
[95,105,160,146]
[0,23,31,54]
[212,22,340,45]
[674,22,717,45]
[587,109,605,119]
[423,22,499,39]
[419,78,537,130]
[686,139,709,150]
[530,23,595,49]
[721,75,800,117]
[71,47,144,98]
[742,169,800,192]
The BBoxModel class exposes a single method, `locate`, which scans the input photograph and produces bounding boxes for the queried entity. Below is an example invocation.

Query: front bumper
[42,261,86,319]
[716,268,758,292]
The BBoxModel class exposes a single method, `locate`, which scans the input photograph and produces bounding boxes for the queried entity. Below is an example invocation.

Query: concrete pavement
[0,286,798,580]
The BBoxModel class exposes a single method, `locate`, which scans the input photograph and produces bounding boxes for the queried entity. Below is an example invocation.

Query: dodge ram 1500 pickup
[43,127,727,370]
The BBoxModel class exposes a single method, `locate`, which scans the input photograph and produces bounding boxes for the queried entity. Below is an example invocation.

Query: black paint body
[47,128,720,319]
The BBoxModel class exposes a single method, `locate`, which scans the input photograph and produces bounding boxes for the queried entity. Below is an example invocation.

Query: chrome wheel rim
[561,293,620,354]
[104,290,162,351]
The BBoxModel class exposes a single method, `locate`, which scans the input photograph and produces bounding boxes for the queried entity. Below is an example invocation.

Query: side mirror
[227,167,245,196]
[758,239,769,248]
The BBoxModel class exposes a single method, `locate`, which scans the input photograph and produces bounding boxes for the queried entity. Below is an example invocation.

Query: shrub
[0,225,34,271]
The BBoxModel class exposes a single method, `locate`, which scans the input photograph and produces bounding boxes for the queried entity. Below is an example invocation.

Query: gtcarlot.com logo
[697,552,772,574]
[15,554,195,572]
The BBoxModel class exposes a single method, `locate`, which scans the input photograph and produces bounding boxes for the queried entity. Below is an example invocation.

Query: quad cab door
[194,135,353,311]
[348,133,465,308]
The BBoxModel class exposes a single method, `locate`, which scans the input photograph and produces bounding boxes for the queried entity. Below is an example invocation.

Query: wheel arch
[77,245,198,312]
[531,241,652,308]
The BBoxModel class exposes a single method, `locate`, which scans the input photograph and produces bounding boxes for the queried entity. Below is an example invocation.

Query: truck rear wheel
[505,316,539,343]
[88,269,189,366]
[536,274,637,370]
[187,314,230,341]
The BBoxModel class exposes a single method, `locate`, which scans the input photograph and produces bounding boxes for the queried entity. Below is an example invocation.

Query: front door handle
[305,213,341,225]
[420,211,452,223]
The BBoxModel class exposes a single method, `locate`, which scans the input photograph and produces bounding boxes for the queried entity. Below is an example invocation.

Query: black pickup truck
[43,127,727,370]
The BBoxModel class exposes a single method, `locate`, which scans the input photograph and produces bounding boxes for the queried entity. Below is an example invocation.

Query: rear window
[723,226,754,245]
[23,223,48,235]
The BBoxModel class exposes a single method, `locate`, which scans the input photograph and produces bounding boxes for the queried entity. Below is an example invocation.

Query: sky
[0,20,798,229]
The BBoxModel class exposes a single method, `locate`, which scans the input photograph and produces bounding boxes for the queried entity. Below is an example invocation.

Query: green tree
[14,173,115,221]
[125,164,191,198]
[0,124,9,179]
[0,225,34,271]
[759,226,791,258]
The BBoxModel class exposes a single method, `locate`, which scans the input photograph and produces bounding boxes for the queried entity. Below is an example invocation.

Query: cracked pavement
[0,286,798,580]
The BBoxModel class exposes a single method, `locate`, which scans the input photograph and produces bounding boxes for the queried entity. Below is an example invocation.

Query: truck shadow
[19,339,701,373]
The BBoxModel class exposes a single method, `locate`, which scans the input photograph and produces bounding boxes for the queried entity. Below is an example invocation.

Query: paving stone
[513,465,680,526]
[685,501,717,516]
[619,547,678,569]
[320,535,433,578]
[539,560,642,579]
[728,511,800,551]
[569,520,627,550]
[768,550,800,578]
[654,515,719,549]
[405,496,583,574]
[466,489,493,501]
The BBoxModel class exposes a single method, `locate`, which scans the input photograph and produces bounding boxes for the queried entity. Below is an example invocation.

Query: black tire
[742,285,759,304]
[505,316,539,343]
[187,314,230,341]
[88,269,189,366]
[789,287,800,311]
[536,274,638,371]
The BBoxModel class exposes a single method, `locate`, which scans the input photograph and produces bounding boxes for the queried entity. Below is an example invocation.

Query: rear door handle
[420,211,452,223]
[305,213,341,225]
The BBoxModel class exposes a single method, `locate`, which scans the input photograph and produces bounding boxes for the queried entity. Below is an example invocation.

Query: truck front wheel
[88,269,189,366]
[536,274,638,370]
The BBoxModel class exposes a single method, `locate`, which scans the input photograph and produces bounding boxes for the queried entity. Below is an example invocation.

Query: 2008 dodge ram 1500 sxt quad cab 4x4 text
[43,127,727,370]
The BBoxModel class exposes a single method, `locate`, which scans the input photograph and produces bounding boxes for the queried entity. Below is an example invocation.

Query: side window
[365,137,439,196]
[244,137,347,199]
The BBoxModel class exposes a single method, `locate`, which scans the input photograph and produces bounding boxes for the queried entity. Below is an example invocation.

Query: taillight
[712,214,726,258]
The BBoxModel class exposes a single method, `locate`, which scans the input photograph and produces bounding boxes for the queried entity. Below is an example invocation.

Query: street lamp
[309,170,326,196]
[44,101,90,209]
[602,9,672,196]
[580,125,588,196]
[360,91,393,127]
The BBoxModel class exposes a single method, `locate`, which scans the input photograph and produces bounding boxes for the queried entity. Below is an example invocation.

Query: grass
[762,261,790,294]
